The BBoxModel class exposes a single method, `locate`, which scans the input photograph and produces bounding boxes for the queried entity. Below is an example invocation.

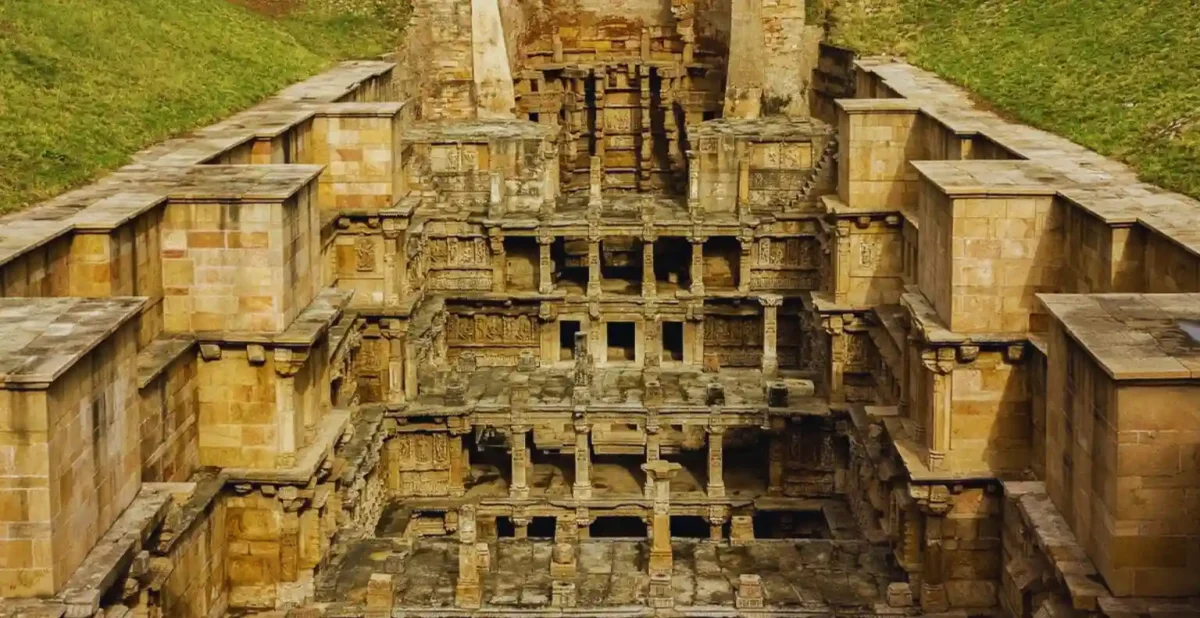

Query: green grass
[826,0,1200,199]
[0,0,406,214]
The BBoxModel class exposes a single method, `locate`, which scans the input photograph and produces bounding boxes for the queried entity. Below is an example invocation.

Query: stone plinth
[0,298,144,597]
[736,574,764,609]
[730,516,755,546]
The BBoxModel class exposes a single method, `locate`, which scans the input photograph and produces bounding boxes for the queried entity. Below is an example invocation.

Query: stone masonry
[0,5,1197,618]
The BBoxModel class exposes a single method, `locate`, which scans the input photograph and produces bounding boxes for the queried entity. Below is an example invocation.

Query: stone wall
[138,340,200,482]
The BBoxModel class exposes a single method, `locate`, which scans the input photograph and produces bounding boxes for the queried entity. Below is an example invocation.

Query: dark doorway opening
[752,510,832,539]
[529,516,557,539]
[607,322,636,362]
[662,321,684,362]
[560,320,581,361]
[496,516,516,538]
[589,516,648,538]
[670,516,710,538]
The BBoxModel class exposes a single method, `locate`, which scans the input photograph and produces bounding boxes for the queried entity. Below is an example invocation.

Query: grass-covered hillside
[826,0,1200,199]
[0,0,408,214]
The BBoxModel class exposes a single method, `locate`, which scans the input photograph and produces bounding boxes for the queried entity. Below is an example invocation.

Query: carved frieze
[447,314,539,345]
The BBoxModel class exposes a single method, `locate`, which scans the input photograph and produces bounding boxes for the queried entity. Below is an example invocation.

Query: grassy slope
[828,0,1200,199]
[0,0,402,213]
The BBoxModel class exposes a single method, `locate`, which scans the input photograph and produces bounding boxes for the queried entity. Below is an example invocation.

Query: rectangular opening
[703,237,741,290]
[653,237,691,293]
[529,516,557,539]
[552,238,588,294]
[560,320,581,361]
[529,112,540,123]
[723,427,768,496]
[752,510,832,539]
[504,236,540,292]
[670,516,710,539]
[607,322,636,362]
[496,516,515,538]
[662,321,684,362]
[600,237,642,295]
[590,453,646,494]
[589,516,647,538]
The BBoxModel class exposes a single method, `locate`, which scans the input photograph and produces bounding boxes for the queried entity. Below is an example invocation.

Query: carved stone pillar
[920,348,956,472]
[382,221,402,306]
[538,229,554,294]
[489,228,506,293]
[274,348,307,468]
[706,425,726,498]
[687,151,700,218]
[587,232,602,298]
[833,219,852,304]
[510,425,530,499]
[760,294,782,378]
[767,418,785,495]
[642,460,682,577]
[823,314,847,404]
[594,69,607,161]
[455,505,482,608]
[738,234,753,294]
[707,505,727,542]
[915,486,952,613]
[448,432,467,497]
[588,155,603,208]
[644,421,661,498]
[513,510,530,540]
[573,419,592,499]
[689,236,705,296]
[642,230,657,298]
[736,154,750,219]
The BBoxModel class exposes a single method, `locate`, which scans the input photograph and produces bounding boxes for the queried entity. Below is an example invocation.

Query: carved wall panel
[428,237,492,268]
[446,313,540,368]
[704,316,763,368]
[781,420,840,496]
[387,433,454,497]
[750,237,821,291]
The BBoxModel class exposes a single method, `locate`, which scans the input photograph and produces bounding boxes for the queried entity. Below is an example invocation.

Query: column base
[573,484,592,499]
[509,486,529,500]
[455,582,482,609]
[920,583,948,613]
[707,484,726,499]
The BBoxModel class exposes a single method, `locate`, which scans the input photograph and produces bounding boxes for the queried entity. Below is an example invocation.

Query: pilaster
[706,425,726,498]
[573,417,592,499]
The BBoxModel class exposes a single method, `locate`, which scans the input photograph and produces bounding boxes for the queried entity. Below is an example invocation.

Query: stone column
[449,433,467,497]
[382,319,409,404]
[917,487,952,613]
[456,505,482,608]
[587,233,602,298]
[644,421,661,499]
[510,425,530,499]
[588,155,603,209]
[594,69,607,161]
[687,152,701,218]
[708,505,727,542]
[689,236,705,296]
[382,221,402,306]
[823,314,847,404]
[767,417,785,495]
[573,418,592,499]
[760,294,782,378]
[738,234,753,293]
[642,460,682,578]
[489,228,506,293]
[273,348,307,467]
[513,510,530,540]
[736,155,751,219]
[642,231,657,298]
[538,230,554,294]
[921,348,956,472]
[706,425,726,498]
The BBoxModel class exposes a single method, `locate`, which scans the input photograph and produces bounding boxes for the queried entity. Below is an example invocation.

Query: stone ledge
[194,287,353,347]
[0,297,147,389]
[136,333,197,389]
[220,409,351,485]
[57,487,174,615]
[1039,293,1200,380]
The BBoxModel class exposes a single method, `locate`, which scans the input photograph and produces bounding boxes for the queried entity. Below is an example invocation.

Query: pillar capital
[641,460,682,481]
